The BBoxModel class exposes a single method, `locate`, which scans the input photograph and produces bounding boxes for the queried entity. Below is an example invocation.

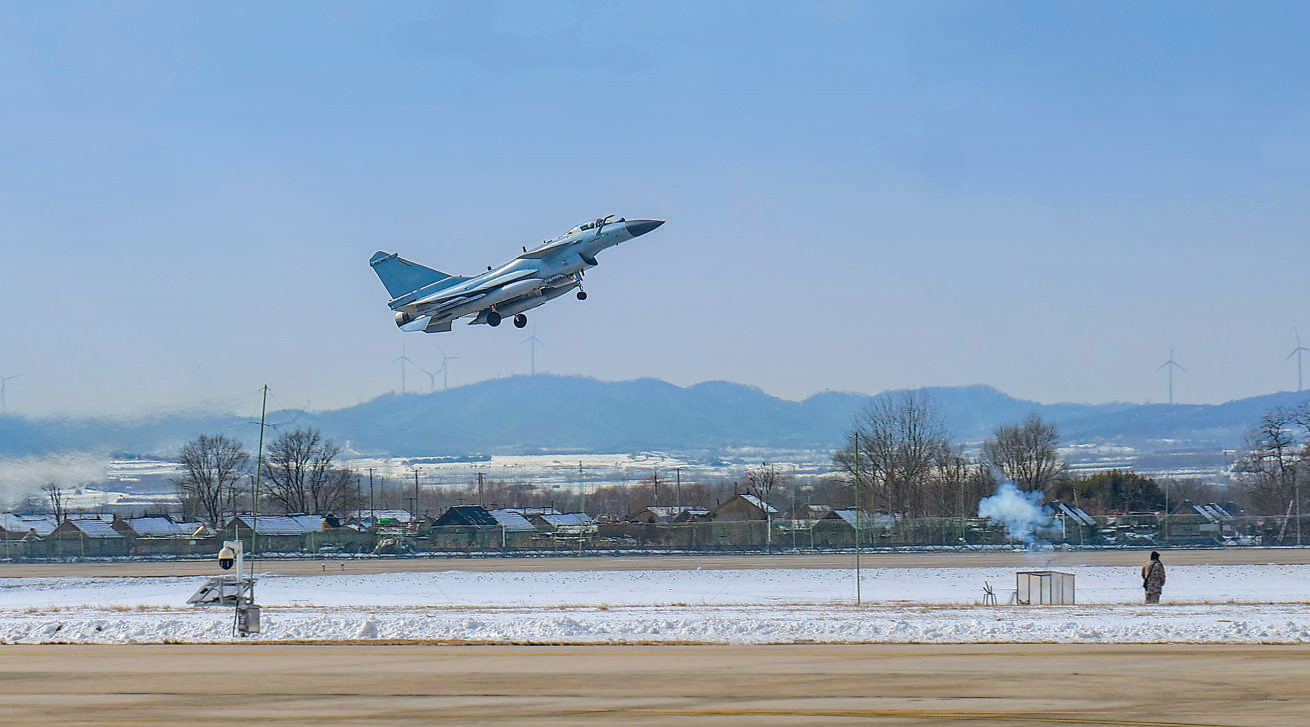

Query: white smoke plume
[0,452,112,508]
[978,481,1054,543]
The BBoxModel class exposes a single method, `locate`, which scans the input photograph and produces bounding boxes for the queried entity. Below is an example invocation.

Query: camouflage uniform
[1142,556,1166,604]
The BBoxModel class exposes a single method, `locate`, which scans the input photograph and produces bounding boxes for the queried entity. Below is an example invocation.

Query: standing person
[1142,551,1166,604]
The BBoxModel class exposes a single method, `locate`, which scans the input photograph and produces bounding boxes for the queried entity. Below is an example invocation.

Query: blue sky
[2,1,1308,417]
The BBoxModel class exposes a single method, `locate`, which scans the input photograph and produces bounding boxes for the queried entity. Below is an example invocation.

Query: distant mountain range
[2,375,1307,460]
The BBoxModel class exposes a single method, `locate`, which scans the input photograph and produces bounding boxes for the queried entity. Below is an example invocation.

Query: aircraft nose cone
[625,219,665,237]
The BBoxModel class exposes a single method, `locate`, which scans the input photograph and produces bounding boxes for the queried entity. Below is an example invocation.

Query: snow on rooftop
[63,518,124,538]
[487,509,536,531]
[738,494,779,513]
[228,515,322,536]
[0,514,58,536]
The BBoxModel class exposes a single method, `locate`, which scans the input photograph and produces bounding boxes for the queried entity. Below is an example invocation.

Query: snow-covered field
[1,564,1307,644]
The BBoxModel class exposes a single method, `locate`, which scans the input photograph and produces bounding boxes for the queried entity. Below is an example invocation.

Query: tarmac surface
[1,643,1307,725]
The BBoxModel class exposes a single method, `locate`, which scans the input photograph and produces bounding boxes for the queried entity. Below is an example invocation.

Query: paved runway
[0,643,1306,725]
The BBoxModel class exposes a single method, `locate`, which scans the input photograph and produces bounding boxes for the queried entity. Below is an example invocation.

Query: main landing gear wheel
[487,311,502,327]
[576,290,588,301]
[513,314,528,328]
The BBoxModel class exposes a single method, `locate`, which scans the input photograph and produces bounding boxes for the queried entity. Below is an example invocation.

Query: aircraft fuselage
[370,216,663,332]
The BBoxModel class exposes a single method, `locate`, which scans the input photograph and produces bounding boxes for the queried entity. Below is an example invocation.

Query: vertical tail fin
[369,251,467,299]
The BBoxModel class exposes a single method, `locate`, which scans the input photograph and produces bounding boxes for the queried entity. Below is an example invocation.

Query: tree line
[831,391,1188,518]
[833,390,1310,520]
[176,429,358,525]
[1235,402,1310,521]
[86,395,1310,527]
[171,428,839,525]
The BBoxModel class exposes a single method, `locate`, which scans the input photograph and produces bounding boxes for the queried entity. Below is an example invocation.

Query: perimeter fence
[0,514,1302,560]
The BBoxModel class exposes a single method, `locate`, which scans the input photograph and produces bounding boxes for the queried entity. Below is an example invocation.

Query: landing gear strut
[513,314,528,328]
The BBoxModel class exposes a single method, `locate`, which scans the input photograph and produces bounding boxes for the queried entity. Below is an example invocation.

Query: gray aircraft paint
[370,216,664,332]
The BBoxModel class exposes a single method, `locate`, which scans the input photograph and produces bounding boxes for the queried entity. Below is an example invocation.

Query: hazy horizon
[6,372,1306,426]
[4,2,1308,418]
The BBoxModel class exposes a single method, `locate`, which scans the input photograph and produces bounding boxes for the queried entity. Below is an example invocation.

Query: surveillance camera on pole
[186,540,260,635]
[218,544,237,570]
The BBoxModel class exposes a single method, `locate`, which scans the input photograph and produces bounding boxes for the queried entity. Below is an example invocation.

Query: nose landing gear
[513,313,528,328]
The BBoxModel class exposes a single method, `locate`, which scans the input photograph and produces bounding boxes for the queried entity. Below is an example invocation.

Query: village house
[1048,502,1097,542]
[487,508,537,532]
[432,505,499,527]
[530,512,597,536]
[222,515,325,552]
[711,493,779,521]
[50,516,132,556]
[628,506,704,524]
[1164,501,1241,542]
[122,516,210,555]
[0,513,59,539]
[349,509,415,528]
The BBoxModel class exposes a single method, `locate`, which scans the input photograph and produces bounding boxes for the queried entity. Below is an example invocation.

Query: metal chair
[982,581,998,606]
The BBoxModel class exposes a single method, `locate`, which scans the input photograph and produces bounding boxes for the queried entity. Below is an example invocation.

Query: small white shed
[1016,570,1075,605]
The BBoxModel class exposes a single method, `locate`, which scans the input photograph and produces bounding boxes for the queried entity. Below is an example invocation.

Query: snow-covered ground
[1,564,1307,644]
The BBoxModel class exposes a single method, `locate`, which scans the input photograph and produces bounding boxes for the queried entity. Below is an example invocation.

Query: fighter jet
[370,215,664,333]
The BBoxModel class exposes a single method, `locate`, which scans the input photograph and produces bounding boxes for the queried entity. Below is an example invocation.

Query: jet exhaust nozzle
[395,311,415,327]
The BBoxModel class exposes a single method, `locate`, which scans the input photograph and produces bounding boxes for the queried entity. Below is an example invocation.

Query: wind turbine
[1289,329,1309,393]
[392,343,415,394]
[419,367,439,394]
[1159,345,1185,405]
[0,375,17,411]
[523,328,544,376]
[435,345,459,391]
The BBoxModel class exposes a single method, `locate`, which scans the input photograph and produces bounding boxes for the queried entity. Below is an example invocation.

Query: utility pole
[1163,480,1169,543]
[250,385,268,594]
[807,485,814,551]
[477,471,485,507]
[411,468,420,518]
[853,431,861,606]
[578,461,586,515]
[368,468,375,522]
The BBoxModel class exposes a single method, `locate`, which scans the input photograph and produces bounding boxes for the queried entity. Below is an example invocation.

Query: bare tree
[261,428,356,514]
[1236,405,1308,516]
[982,413,1065,493]
[42,483,66,523]
[834,390,952,517]
[928,446,994,520]
[176,434,250,526]
[744,462,781,504]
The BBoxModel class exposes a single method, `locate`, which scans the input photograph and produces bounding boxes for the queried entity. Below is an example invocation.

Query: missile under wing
[370,215,664,333]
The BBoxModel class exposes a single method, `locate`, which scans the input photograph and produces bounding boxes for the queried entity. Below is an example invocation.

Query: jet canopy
[573,215,624,233]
